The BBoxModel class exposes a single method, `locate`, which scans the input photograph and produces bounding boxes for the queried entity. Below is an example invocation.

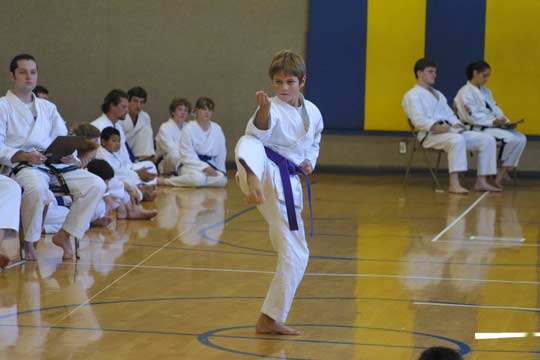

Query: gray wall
[1,0,539,172]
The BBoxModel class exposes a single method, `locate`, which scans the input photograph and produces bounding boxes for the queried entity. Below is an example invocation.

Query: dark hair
[73,123,101,138]
[87,159,115,181]
[414,58,437,78]
[418,347,463,360]
[466,60,490,80]
[33,85,49,96]
[100,126,121,141]
[101,89,128,113]
[127,86,147,102]
[9,54,37,73]
[269,50,306,80]
[169,98,192,115]
[194,96,215,111]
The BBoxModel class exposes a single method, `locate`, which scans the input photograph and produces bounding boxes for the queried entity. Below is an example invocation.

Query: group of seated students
[0,53,227,268]
[403,58,527,194]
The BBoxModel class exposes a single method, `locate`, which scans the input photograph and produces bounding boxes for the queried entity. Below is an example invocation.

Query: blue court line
[197,324,471,358]
[81,237,540,268]
[1,295,537,323]
[2,297,539,357]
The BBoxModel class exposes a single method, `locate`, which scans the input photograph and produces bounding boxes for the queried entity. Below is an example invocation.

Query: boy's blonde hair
[268,50,306,80]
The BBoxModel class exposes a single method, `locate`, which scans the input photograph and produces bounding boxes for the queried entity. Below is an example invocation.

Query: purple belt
[264,147,314,236]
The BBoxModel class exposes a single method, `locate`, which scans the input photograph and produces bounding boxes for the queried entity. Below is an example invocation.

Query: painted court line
[58,262,540,285]
[51,226,193,326]
[414,301,540,312]
[432,191,489,242]
[468,235,525,242]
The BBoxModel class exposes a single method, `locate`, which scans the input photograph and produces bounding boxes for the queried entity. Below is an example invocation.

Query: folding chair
[403,118,444,191]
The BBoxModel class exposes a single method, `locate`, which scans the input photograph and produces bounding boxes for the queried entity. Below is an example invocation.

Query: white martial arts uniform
[155,119,183,175]
[122,111,155,158]
[0,91,105,242]
[402,85,497,175]
[43,175,132,234]
[235,95,323,323]
[0,175,21,234]
[163,120,227,188]
[454,82,526,167]
[91,114,157,184]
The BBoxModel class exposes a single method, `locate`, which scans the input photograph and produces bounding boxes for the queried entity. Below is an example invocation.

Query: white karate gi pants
[235,135,309,323]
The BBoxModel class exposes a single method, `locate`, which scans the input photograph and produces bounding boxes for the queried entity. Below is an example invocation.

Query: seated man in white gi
[158,97,227,188]
[402,58,500,194]
[0,175,21,268]
[122,86,155,161]
[455,61,527,188]
[0,54,105,260]
[155,98,191,175]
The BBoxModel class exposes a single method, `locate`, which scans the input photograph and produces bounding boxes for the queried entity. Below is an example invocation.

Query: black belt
[12,163,79,194]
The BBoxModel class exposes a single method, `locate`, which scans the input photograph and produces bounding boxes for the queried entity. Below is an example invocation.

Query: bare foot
[255,313,300,335]
[91,216,113,227]
[23,241,38,261]
[126,204,158,220]
[245,172,265,204]
[448,185,469,195]
[117,204,128,219]
[474,182,501,192]
[0,253,9,269]
[52,230,74,260]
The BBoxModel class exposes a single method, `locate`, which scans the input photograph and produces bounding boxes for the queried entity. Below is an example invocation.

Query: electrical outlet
[399,140,407,154]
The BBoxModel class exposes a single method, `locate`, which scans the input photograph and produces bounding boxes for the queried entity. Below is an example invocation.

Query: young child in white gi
[235,50,323,335]
[158,97,227,188]
[155,98,191,175]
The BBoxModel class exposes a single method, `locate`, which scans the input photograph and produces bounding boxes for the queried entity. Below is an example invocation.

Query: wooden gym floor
[0,174,539,359]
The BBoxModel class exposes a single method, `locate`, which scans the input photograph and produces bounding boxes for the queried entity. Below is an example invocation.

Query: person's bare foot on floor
[23,241,38,261]
[52,230,74,260]
[255,313,300,335]
[474,180,501,192]
[448,185,469,195]
[126,204,158,220]
[91,216,113,227]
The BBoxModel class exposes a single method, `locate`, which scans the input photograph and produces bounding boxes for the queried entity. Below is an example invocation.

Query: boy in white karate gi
[91,90,158,192]
[235,50,323,335]
[402,58,500,194]
[155,98,191,175]
[0,175,21,268]
[0,54,105,260]
[96,127,157,202]
[158,97,227,188]
[454,61,527,188]
[122,86,155,161]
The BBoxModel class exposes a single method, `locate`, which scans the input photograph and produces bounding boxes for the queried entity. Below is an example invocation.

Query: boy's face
[418,67,437,86]
[102,134,121,153]
[474,68,490,86]
[172,105,189,124]
[128,96,146,116]
[36,92,49,100]
[196,107,212,122]
[10,60,38,94]
[272,71,305,105]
